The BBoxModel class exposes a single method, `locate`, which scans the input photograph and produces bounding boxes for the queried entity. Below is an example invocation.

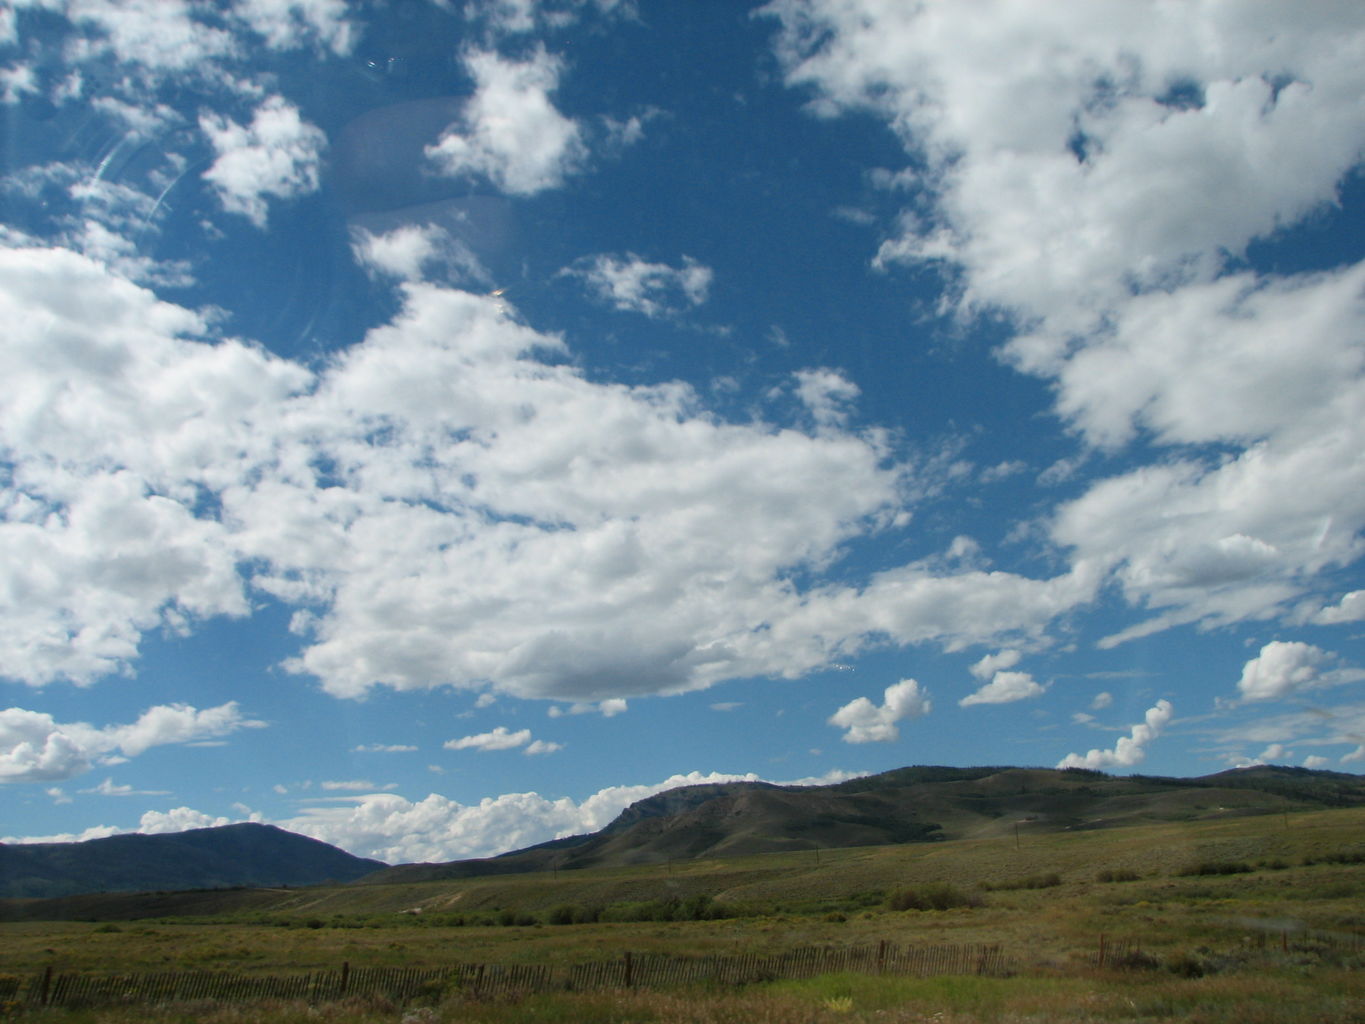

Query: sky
[2,0,1364,866]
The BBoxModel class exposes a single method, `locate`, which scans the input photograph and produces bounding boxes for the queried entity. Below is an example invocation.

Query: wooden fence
[1,942,1008,1009]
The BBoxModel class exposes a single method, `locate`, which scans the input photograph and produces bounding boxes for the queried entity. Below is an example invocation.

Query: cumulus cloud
[1056,699,1173,770]
[959,670,1044,707]
[426,47,585,195]
[232,0,356,54]
[0,238,1098,704]
[764,0,1365,645]
[65,0,238,76]
[792,369,860,430]
[828,679,930,744]
[278,768,808,862]
[201,95,327,228]
[968,649,1021,682]
[1313,591,1365,625]
[349,224,491,287]
[0,703,264,784]
[1236,641,1365,702]
[566,253,713,317]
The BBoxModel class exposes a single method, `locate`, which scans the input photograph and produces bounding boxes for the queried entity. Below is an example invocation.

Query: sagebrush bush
[886,884,982,911]
[1097,868,1140,882]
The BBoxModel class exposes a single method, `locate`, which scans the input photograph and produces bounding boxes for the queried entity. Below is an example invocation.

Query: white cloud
[232,0,356,55]
[548,699,627,718]
[141,806,251,833]
[201,95,327,228]
[78,776,170,796]
[464,0,635,39]
[351,744,417,754]
[1236,640,1365,703]
[523,739,564,756]
[828,678,930,744]
[1313,591,1365,625]
[3,823,124,844]
[443,726,535,752]
[1257,743,1290,762]
[792,368,859,430]
[764,0,1365,647]
[567,253,713,317]
[426,47,585,195]
[7,765,866,858]
[1090,691,1114,711]
[1056,699,1172,770]
[969,649,1020,682]
[1302,755,1330,769]
[1,63,37,104]
[278,769,782,862]
[66,0,238,75]
[321,779,399,792]
[349,224,491,287]
[959,670,1044,707]
[0,702,264,784]
[0,243,1097,703]
[768,1,1365,338]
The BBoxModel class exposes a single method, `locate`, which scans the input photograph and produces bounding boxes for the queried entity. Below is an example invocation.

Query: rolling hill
[0,822,385,899]
[354,764,1365,884]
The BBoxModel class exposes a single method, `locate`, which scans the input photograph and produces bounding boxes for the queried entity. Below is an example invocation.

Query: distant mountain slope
[0,823,385,899]
[356,764,1365,885]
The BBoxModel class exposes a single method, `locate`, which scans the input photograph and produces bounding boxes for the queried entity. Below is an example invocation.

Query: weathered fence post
[39,966,52,1007]
[340,961,350,996]
[623,951,633,988]
[1098,934,1106,968]
[876,939,887,975]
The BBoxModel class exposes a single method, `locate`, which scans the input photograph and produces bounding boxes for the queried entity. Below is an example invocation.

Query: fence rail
[2,942,1008,1009]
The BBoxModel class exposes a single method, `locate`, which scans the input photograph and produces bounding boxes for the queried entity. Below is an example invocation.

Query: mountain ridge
[0,822,385,899]
[354,763,1365,885]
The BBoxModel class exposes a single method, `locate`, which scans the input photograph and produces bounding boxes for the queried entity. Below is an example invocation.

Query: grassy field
[2,808,1361,1021]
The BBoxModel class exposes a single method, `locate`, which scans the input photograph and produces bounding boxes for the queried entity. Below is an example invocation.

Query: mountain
[355,764,1365,885]
[0,823,386,899]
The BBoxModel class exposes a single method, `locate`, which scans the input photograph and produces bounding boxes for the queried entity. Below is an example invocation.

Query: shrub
[983,872,1061,891]
[1109,949,1162,971]
[887,884,982,911]
[1166,952,1211,978]
[1178,861,1253,877]
[1097,868,1140,883]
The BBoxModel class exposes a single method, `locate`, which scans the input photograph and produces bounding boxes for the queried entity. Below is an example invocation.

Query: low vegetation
[2,807,1361,1022]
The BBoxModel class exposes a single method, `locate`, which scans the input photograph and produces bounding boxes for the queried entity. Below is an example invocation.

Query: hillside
[0,822,385,899]
[355,764,1365,885]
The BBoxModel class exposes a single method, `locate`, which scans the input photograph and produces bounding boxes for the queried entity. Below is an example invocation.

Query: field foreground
[2,808,1361,1021]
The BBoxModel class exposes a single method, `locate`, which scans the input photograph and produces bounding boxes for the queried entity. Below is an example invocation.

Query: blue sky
[2,0,1364,864]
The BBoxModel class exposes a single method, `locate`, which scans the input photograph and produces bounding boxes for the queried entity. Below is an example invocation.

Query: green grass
[2,808,1362,1022]
[7,966,1364,1023]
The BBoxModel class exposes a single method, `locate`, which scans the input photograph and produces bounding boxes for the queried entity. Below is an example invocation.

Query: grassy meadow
[2,807,1361,1021]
